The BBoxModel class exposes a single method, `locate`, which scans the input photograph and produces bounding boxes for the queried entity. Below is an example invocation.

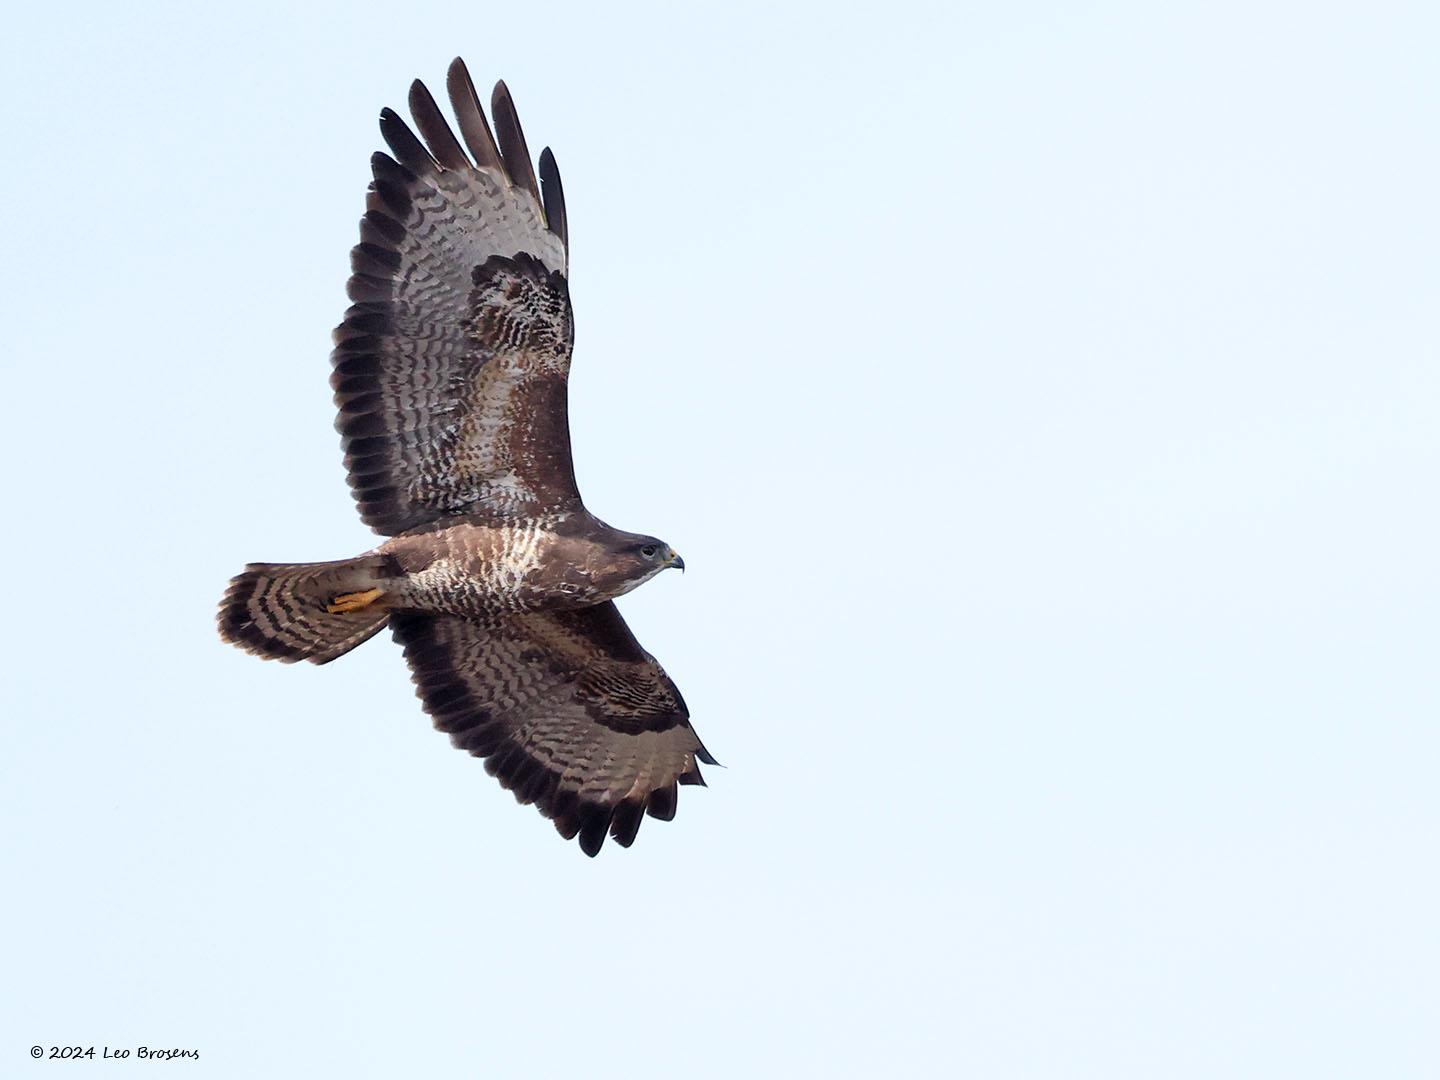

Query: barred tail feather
[218,556,394,664]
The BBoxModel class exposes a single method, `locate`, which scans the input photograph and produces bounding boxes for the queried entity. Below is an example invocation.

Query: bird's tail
[218,555,397,664]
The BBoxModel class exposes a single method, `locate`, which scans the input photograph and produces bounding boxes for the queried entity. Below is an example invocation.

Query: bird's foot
[326,588,384,614]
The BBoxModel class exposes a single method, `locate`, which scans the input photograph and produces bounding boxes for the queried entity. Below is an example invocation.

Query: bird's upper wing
[332,59,580,535]
[391,603,715,856]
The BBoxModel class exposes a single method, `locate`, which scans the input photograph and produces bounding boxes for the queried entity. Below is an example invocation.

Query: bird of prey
[218,59,714,856]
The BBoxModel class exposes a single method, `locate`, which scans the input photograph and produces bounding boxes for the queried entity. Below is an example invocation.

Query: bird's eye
[641,545,658,558]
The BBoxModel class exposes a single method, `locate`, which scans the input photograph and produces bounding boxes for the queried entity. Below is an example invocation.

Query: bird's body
[218,60,712,855]
[377,513,681,616]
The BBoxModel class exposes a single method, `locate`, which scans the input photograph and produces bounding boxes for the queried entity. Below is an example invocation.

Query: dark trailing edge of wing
[332,147,413,532]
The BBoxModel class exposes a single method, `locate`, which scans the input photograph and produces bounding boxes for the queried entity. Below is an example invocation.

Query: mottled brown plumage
[219,59,712,856]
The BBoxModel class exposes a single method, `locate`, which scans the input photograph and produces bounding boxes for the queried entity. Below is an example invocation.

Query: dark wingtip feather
[379,107,437,177]
[446,58,503,171]
[609,799,645,848]
[408,79,470,171]
[678,761,707,787]
[578,806,613,857]
[646,783,679,822]
[538,147,569,251]
[490,80,543,207]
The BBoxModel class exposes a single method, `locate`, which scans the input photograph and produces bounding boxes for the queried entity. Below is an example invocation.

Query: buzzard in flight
[218,59,714,856]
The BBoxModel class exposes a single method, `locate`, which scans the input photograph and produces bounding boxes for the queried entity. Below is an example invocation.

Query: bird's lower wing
[392,603,715,855]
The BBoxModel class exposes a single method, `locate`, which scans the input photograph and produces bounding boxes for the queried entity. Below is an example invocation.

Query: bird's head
[628,535,685,578]
[589,532,684,600]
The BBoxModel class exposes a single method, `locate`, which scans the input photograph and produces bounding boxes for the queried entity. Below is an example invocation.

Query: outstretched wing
[332,59,580,535]
[392,603,716,856]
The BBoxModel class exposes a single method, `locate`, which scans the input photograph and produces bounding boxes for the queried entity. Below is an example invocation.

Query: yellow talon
[326,588,384,614]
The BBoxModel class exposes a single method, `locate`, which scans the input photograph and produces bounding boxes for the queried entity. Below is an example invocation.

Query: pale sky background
[2,2,1437,1077]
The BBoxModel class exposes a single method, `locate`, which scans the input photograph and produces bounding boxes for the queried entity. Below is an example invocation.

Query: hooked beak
[666,549,685,573]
